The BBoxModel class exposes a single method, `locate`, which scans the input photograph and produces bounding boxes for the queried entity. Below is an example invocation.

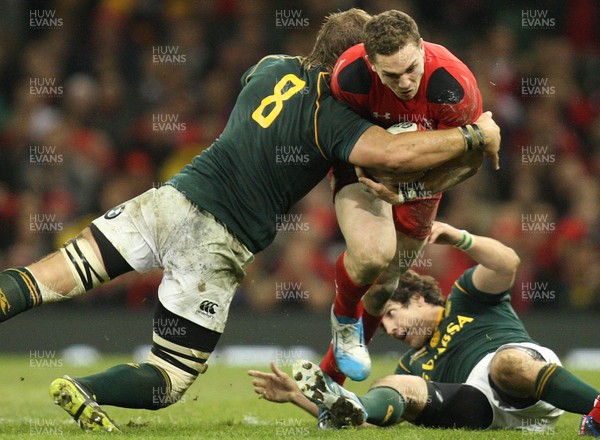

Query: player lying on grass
[0,9,500,433]
[249,222,600,435]
[323,9,489,384]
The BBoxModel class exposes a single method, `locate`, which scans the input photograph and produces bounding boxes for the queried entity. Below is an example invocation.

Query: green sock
[76,363,170,410]
[535,363,599,414]
[0,268,42,321]
[359,386,405,426]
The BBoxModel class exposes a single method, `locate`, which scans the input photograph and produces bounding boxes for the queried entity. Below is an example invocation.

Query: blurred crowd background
[0,0,597,315]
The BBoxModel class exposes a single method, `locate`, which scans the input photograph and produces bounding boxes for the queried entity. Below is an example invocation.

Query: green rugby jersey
[395,267,535,383]
[168,55,373,253]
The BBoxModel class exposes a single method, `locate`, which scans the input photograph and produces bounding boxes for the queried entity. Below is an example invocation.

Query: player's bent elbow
[502,248,521,277]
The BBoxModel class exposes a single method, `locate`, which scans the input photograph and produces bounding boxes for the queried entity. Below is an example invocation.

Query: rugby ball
[386,121,425,134]
[366,121,483,190]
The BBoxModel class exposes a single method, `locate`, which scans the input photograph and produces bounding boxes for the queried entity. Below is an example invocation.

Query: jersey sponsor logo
[104,205,125,220]
[413,314,475,379]
[372,111,391,120]
[197,300,219,316]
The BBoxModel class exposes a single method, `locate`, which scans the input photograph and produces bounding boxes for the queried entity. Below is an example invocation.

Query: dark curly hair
[389,269,446,307]
[364,10,421,59]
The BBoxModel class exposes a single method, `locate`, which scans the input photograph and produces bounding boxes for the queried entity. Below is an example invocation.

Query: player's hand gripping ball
[364,121,483,188]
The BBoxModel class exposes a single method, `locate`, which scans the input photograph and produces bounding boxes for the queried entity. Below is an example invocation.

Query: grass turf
[0,354,597,438]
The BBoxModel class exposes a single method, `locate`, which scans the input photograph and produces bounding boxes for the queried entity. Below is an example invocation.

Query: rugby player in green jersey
[0,9,500,432]
[250,221,600,434]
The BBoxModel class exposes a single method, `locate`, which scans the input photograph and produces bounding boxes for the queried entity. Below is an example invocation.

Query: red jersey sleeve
[424,44,482,128]
[330,44,374,119]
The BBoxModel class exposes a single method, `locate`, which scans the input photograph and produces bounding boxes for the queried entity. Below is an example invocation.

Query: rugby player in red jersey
[323,10,489,383]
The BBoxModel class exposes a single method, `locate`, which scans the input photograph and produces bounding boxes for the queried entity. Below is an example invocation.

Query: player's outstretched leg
[293,359,367,427]
[49,376,121,432]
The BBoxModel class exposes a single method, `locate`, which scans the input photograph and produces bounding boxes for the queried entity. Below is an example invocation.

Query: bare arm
[357,150,483,205]
[248,362,319,418]
[427,222,520,294]
[349,111,500,173]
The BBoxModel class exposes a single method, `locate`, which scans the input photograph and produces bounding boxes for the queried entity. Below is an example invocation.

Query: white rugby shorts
[92,185,254,333]
[466,342,564,431]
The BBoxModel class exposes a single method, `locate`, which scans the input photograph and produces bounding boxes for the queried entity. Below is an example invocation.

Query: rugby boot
[293,359,367,427]
[49,375,121,432]
[331,306,370,381]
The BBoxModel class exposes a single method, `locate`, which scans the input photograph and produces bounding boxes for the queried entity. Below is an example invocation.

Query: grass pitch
[0,354,597,439]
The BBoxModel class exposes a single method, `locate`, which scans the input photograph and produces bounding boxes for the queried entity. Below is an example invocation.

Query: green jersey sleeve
[450,267,511,306]
[313,71,373,162]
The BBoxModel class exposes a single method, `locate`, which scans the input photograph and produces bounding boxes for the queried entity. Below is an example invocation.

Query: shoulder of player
[423,41,477,105]
[243,55,304,83]
[332,44,372,95]
[449,267,510,305]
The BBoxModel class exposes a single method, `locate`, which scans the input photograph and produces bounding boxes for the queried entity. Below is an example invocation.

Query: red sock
[333,251,370,319]
[362,308,383,344]
[320,344,347,385]
[590,395,600,422]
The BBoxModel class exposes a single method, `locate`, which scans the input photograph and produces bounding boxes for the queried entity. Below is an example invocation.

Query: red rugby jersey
[331,42,482,129]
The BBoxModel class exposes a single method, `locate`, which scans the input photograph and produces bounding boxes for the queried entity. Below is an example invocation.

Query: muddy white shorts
[466,342,564,431]
[92,185,254,333]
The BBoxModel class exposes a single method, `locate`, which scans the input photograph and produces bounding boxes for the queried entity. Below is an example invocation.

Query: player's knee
[346,244,395,284]
[146,350,203,409]
[490,348,535,396]
[146,303,216,408]
[371,374,400,389]
[146,338,209,409]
